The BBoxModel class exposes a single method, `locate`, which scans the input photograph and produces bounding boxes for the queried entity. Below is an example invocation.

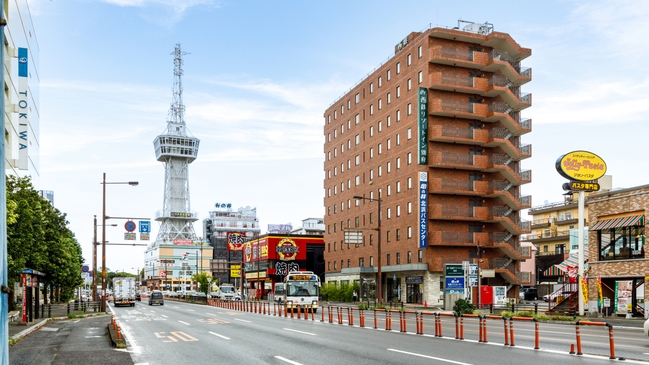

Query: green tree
[192,272,213,295]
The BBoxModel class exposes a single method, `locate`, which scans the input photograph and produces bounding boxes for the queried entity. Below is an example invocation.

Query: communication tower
[152,44,200,246]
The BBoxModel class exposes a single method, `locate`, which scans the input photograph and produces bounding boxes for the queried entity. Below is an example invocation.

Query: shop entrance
[405,276,423,304]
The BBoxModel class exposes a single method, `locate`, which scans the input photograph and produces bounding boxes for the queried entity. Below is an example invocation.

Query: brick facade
[587,185,648,317]
[323,23,532,305]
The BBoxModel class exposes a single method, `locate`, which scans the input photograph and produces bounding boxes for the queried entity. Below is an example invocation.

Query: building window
[347,259,351,268]
[387,184,391,196]
[387,208,391,219]
[407,103,412,115]
[418,250,422,262]
[387,92,391,104]
[418,45,422,58]
[396,62,401,74]
[396,228,401,240]
[355,155,360,165]
[387,139,391,150]
[328,261,330,270]
[370,147,374,158]
[359,258,364,267]
[370,82,374,94]
[407,128,412,140]
[355,216,359,227]
[378,76,382,87]
[407,251,412,263]
[396,252,401,264]
[378,165,382,176]
[408,226,412,239]
[408,177,412,189]
[407,53,412,66]
[396,86,401,98]
[407,78,412,90]
[418,71,423,84]
[370,256,374,267]
[355,134,360,145]
[396,157,401,169]
[397,205,400,217]
[355,114,360,124]
[348,100,351,109]
[408,201,411,213]
[408,152,412,165]
[378,99,382,110]
[355,93,360,104]
[328,243,330,252]
[334,110,337,119]
[370,126,374,137]
[387,161,391,173]
[387,69,391,80]
[370,169,374,180]
[378,143,382,154]
[327,115,331,124]
[396,110,401,122]
[370,104,374,115]
[387,230,391,241]
[387,254,391,265]
[334,261,337,270]
[355,175,360,186]
[397,181,401,192]
[378,121,383,132]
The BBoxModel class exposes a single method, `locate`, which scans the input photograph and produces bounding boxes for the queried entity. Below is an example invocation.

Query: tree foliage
[7,176,84,302]
[192,272,213,294]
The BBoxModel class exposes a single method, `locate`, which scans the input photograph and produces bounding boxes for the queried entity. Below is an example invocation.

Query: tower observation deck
[152,44,200,246]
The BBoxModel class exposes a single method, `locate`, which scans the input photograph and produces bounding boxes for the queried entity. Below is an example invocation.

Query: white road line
[178,321,190,325]
[387,349,472,365]
[208,331,230,340]
[282,328,316,336]
[235,319,251,323]
[274,356,304,365]
[161,315,168,318]
[187,309,195,311]
[205,313,216,316]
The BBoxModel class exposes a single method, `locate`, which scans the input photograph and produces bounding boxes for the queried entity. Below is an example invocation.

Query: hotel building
[323,20,533,305]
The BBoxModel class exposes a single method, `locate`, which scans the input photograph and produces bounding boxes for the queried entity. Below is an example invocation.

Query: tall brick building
[323,20,533,306]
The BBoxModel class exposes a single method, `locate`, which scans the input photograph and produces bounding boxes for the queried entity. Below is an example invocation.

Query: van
[148,290,164,306]
[520,287,539,301]
[216,284,236,300]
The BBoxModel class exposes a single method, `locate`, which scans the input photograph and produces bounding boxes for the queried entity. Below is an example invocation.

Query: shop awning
[590,215,644,231]
[542,265,564,276]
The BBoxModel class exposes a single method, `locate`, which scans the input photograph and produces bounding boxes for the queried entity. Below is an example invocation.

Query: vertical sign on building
[419,172,428,248]
[18,48,29,170]
[417,87,428,165]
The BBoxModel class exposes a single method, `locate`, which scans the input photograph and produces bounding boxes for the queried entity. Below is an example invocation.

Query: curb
[9,318,51,342]
[107,322,126,348]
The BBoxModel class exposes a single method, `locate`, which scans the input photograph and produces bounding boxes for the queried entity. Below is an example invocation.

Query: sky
[24,0,649,276]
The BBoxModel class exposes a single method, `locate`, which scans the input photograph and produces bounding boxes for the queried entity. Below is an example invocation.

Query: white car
[644,318,649,337]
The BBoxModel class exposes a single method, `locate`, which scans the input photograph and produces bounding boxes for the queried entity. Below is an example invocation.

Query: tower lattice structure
[152,44,200,246]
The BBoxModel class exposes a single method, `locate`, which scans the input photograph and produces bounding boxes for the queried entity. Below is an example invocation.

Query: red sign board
[227,232,245,251]
[173,239,192,245]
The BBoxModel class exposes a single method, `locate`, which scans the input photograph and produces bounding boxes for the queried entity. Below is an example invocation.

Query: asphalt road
[110,300,649,365]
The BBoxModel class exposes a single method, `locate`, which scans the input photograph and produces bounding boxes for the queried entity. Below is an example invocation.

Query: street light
[92,217,117,301]
[353,192,382,303]
[101,173,138,312]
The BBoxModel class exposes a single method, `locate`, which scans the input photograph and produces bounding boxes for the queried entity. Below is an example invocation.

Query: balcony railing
[441,73,474,87]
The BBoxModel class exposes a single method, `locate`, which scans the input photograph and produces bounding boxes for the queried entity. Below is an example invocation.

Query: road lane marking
[199,318,230,324]
[178,321,190,325]
[170,331,198,342]
[209,331,230,340]
[235,318,251,323]
[161,315,168,318]
[187,309,195,311]
[274,356,304,365]
[154,332,178,342]
[282,328,316,336]
[205,312,216,316]
[387,349,472,365]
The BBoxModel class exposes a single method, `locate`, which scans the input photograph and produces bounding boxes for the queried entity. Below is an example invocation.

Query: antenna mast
[168,43,189,126]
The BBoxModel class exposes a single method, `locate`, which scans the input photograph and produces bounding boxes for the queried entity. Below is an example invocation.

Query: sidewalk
[9,314,133,365]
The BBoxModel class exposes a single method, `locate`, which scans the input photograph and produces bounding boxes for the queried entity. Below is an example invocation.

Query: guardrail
[205,299,622,359]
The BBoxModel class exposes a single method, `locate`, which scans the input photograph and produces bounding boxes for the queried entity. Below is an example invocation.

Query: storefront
[243,234,324,300]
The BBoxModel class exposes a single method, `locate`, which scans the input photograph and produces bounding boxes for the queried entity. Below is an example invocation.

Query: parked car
[135,292,141,301]
[520,287,539,301]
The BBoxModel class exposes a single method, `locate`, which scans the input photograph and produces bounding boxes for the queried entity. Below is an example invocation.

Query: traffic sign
[125,220,136,232]
[124,232,136,240]
[81,265,90,273]
[445,277,465,289]
[139,220,151,233]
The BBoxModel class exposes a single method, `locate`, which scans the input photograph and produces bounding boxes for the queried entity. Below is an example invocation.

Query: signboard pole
[578,191,585,316]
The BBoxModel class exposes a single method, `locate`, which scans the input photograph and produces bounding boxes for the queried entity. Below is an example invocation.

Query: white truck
[215,283,236,301]
[112,277,136,307]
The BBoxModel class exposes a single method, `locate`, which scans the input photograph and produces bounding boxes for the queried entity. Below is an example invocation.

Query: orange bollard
[509,318,515,346]
[503,318,509,346]
[348,307,353,326]
[360,309,365,328]
[329,306,334,323]
[117,326,121,340]
[482,316,488,343]
[291,305,295,319]
[454,315,459,339]
[386,310,392,331]
[434,313,440,337]
[534,319,540,350]
[373,309,378,329]
[338,306,343,324]
[459,316,464,340]
[569,343,576,355]
[311,307,315,321]
[575,323,583,355]
[607,324,616,359]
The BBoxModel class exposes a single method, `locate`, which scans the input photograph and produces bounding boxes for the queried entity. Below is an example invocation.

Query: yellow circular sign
[555,150,607,181]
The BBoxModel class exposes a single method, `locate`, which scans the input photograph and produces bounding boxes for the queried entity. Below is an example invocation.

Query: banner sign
[445,277,465,289]
[419,172,428,248]
[18,48,29,170]
[268,224,292,233]
[227,232,245,251]
[445,264,463,277]
[417,87,428,164]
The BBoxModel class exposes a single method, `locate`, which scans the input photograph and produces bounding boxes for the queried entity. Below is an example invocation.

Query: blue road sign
[125,220,136,232]
[139,220,151,233]
[445,277,465,289]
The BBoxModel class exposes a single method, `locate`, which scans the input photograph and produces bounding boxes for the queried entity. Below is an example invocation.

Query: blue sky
[27,0,649,274]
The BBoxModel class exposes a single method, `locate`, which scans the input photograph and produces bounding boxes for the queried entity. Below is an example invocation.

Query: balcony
[428,178,531,210]
[429,126,531,161]
[429,73,531,111]
[525,230,572,243]
[428,205,531,235]
[484,75,532,111]
[429,46,532,86]
[483,258,531,285]
[530,218,552,229]
[428,28,531,62]
[429,151,532,186]
[429,99,532,136]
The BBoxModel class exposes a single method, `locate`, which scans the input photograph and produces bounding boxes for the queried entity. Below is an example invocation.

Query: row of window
[326,44,425,124]
[326,155,413,197]
[327,248,423,271]
[327,127,413,166]
[326,179,415,217]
